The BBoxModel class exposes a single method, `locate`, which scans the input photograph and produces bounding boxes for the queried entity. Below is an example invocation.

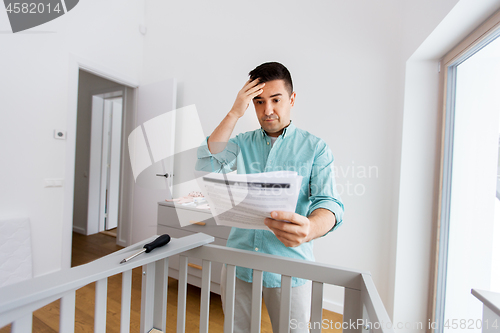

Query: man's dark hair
[249,62,293,96]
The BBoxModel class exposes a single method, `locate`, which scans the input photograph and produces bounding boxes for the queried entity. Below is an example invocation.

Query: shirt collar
[260,120,296,139]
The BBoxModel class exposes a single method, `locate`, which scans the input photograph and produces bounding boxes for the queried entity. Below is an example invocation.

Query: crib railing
[0,233,395,333]
[181,244,394,333]
[0,233,213,333]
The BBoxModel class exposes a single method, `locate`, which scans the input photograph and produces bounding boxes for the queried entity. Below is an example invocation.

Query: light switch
[45,179,64,187]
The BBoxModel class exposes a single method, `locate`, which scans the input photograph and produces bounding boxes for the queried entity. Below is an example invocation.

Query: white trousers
[220,265,312,333]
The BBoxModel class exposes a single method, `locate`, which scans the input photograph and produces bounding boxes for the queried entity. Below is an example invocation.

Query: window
[436,11,500,333]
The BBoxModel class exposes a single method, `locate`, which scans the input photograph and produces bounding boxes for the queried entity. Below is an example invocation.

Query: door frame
[64,54,139,269]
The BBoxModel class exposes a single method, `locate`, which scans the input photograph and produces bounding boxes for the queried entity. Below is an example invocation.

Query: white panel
[136,80,176,124]
[11,312,32,333]
[224,264,236,333]
[0,217,33,288]
[343,288,362,333]
[279,275,292,333]
[107,99,123,230]
[128,126,152,181]
[99,101,113,232]
[140,263,156,333]
[177,256,188,333]
[153,258,169,332]
[60,290,76,333]
[310,282,324,333]
[143,111,176,163]
[95,278,108,333]
[121,270,132,333]
[87,96,105,235]
[251,270,263,333]
[172,105,207,198]
[174,105,204,152]
[131,78,176,244]
[199,260,212,333]
[483,306,500,332]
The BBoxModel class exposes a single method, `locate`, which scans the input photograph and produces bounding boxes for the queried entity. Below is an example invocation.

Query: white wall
[140,0,462,315]
[0,0,144,276]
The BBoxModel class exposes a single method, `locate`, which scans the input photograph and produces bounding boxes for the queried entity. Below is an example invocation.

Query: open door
[87,91,124,234]
[129,79,177,243]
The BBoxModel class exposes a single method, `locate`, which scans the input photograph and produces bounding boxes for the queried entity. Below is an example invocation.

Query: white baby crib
[0,233,395,333]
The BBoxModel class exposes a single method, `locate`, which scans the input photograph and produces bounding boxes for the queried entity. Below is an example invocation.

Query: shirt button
[255,247,259,251]
[267,142,269,145]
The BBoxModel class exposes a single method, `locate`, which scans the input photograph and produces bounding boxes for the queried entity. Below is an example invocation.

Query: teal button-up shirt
[196,121,344,287]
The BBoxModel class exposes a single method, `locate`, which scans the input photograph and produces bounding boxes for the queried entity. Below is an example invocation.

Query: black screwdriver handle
[143,234,171,253]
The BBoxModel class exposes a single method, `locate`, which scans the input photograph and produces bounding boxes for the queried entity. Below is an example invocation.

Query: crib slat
[11,312,32,333]
[141,263,156,333]
[95,278,108,333]
[177,255,188,333]
[224,264,236,333]
[279,275,292,333]
[343,288,362,332]
[251,269,263,333]
[310,281,323,333]
[60,290,76,333]
[120,270,132,333]
[153,258,169,332]
[199,260,212,333]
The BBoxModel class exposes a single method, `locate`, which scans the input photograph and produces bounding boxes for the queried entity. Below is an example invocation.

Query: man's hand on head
[207,78,265,154]
[229,79,265,119]
[264,209,336,247]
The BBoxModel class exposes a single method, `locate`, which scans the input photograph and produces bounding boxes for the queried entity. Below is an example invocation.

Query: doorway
[72,70,133,245]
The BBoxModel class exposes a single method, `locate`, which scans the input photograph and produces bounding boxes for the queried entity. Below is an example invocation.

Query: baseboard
[72,225,86,234]
[116,238,127,247]
[323,299,344,315]
[100,230,117,238]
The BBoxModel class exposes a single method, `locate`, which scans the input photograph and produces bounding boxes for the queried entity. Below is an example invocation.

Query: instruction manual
[195,171,302,230]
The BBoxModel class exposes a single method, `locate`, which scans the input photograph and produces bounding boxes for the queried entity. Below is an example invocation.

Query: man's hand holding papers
[264,208,336,247]
[264,210,311,247]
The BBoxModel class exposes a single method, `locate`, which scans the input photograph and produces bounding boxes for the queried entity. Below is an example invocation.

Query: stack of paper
[196,171,302,230]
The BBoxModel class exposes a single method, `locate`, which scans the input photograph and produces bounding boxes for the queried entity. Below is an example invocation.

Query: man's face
[252,79,296,137]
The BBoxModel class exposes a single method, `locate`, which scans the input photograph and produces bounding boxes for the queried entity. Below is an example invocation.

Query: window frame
[434,9,500,332]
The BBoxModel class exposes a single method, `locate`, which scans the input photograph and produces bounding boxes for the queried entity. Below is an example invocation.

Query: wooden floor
[1,232,342,332]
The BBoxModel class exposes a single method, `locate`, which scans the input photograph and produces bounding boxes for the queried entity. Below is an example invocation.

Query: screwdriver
[120,234,171,264]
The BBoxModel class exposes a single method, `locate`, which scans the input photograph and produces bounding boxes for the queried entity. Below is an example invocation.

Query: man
[196,62,344,332]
